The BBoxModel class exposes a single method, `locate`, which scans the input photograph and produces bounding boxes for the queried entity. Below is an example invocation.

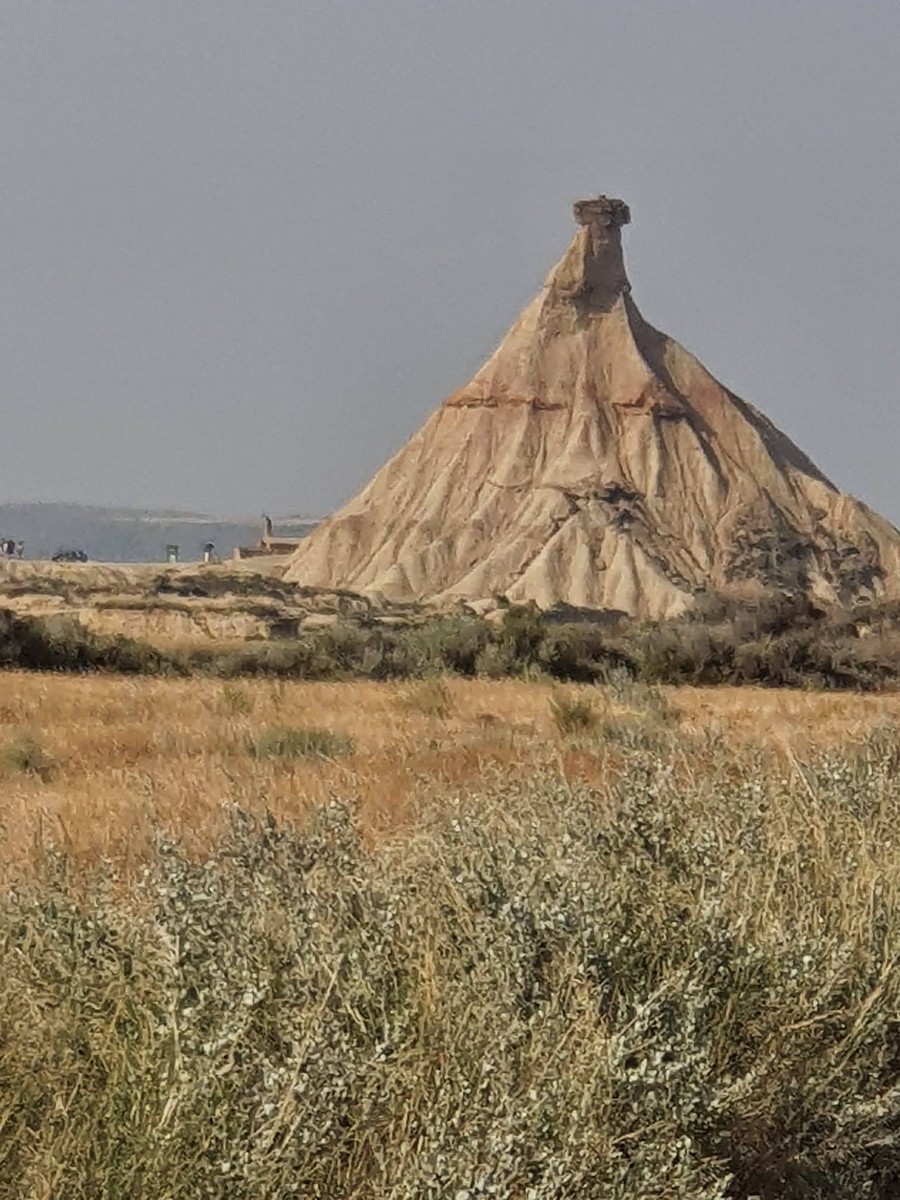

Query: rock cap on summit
[572,195,631,228]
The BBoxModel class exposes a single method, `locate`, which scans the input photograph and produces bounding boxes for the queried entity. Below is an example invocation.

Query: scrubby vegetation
[0,732,55,780]
[251,725,355,761]
[0,609,183,675]
[549,690,598,734]
[3,722,900,1197]
[4,591,900,690]
[0,585,897,1195]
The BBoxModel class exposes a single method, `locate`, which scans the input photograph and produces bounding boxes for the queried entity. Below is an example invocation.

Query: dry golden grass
[0,671,894,879]
[673,684,900,746]
[4,670,900,1195]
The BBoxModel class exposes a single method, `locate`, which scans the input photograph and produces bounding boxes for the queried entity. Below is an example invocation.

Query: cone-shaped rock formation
[287,196,900,617]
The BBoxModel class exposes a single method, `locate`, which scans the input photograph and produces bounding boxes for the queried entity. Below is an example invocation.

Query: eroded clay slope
[286,196,900,617]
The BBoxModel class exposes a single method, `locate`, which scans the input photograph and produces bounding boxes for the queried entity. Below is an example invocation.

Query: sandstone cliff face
[286,196,900,617]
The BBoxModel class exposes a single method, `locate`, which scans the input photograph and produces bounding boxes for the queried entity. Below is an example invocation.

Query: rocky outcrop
[285,196,900,617]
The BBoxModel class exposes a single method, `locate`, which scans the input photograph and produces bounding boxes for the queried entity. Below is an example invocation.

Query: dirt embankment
[0,559,382,646]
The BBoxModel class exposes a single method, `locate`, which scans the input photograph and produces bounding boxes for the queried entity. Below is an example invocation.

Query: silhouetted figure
[262,513,273,542]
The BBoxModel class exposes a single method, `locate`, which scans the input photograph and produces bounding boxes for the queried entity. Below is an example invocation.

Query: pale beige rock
[286,196,900,617]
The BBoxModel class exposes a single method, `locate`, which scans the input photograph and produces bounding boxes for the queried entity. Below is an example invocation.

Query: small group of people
[0,538,23,559]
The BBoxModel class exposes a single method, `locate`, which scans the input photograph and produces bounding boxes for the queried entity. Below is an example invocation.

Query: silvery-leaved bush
[2,734,900,1196]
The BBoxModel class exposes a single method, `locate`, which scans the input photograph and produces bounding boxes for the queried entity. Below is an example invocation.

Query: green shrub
[216,683,254,716]
[473,639,515,678]
[630,622,735,685]
[251,726,354,760]
[196,641,328,680]
[402,616,492,676]
[495,603,546,672]
[626,680,679,724]
[549,691,598,735]
[0,733,55,779]
[597,713,670,753]
[542,624,635,682]
[0,609,181,675]
[7,598,900,691]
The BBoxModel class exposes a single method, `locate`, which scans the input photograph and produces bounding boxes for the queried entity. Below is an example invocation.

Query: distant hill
[0,504,318,563]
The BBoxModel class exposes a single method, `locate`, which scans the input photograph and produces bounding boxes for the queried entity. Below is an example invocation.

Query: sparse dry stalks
[395,675,454,719]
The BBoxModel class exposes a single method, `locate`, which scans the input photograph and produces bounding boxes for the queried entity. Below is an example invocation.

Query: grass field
[0,672,897,879]
[2,673,900,1197]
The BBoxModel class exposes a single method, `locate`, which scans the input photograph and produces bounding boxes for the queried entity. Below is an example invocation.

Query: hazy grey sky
[1,1,899,520]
